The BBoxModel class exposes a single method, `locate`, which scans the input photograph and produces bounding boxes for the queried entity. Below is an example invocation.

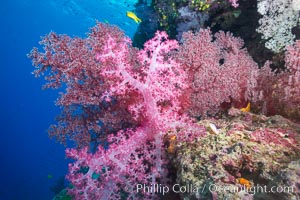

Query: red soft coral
[256,40,300,121]
[280,40,300,110]
[178,29,259,117]
[28,23,138,147]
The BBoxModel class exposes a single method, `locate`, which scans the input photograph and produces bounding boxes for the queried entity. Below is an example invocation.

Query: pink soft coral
[281,40,300,108]
[257,40,300,121]
[95,30,189,134]
[178,29,259,117]
[61,24,203,199]
[66,128,164,199]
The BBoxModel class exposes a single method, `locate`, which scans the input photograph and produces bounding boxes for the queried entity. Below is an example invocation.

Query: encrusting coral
[173,107,300,200]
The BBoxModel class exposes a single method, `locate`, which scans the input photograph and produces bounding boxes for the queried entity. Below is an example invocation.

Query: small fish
[47,174,53,179]
[126,11,142,23]
[237,178,251,189]
[167,135,177,154]
[240,102,251,112]
[169,135,176,141]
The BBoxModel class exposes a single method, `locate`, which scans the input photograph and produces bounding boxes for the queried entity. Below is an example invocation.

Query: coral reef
[173,108,300,199]
[29,3,300,197]
[29,23,206,199]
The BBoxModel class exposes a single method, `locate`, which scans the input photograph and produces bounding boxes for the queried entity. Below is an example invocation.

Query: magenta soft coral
[61,25,202,199]
[95,29,189,137]
[66,128,164,199]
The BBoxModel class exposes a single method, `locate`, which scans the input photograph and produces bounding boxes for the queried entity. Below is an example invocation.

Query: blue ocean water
[0,0,139,199]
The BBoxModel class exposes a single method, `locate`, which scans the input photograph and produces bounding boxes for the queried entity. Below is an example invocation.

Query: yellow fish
[126,11,142,23]
[240,102,251,112]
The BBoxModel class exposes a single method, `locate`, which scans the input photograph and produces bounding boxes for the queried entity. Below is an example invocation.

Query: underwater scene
[1,0,300,199]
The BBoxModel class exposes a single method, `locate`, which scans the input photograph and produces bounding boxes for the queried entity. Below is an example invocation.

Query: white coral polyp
[257,0,300,52]
[257,0,268,15]
[292,0,300,11]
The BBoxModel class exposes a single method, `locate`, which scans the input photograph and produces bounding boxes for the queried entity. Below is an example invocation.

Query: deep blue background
[0,0,138,199]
